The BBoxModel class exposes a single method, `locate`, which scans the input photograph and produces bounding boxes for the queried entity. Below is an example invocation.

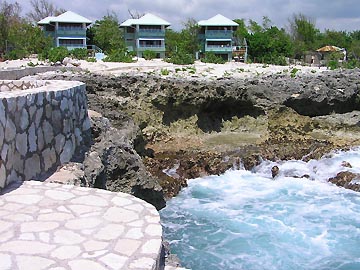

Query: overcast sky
[19,0,360,32]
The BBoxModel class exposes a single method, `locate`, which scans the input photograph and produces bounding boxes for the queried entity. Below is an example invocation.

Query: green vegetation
[165,18,199,65]
[230,14,360,68]
[166,50,194,65]
[71,48,88,60]
[104,48,134,63]
[90,13,125,54]
[290,67,300,78]
[201,52,226,64]
[143,50,157,60]
[48,46,68,63]
[0,1,52,59]
[160,68,170,75]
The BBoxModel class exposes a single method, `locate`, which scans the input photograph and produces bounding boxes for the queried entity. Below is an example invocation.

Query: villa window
[139,25,162,32]
[58,23,83,31]
[59,39,84,47]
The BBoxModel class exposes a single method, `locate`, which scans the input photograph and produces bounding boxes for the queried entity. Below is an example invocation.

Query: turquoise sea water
[160,148,360,270]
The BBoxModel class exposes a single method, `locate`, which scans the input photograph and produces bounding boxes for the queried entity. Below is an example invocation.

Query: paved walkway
[0,181,163,270]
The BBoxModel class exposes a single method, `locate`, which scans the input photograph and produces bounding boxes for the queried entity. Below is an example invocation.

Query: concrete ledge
[0,66,78,80]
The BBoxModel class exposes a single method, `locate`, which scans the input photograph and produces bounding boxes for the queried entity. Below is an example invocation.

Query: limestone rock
[82,114,166,210]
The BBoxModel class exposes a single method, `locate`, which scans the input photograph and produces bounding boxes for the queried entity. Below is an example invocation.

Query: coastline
[2,59,359,269]
[22,61,359,197]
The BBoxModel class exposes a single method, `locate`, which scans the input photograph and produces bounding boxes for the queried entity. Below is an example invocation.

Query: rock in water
[328,171,360,191]
[271,165,280,178]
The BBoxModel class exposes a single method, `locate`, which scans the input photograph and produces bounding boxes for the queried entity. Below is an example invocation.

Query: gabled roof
[198,14,238,27]
[38,16,57,24]
[120,13,170,27]
[316,45,343,52]
[38,11,92,25]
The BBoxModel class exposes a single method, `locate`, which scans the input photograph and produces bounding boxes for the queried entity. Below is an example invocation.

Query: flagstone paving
[0,181,163,270]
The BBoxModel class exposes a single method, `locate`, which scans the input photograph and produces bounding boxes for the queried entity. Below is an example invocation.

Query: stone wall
[0,79,91,190]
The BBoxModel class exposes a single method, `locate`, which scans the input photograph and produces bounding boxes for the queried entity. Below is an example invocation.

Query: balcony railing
[56,28,86,36]
[138,45,165,52]
[59,44,86,50]
[137,30,165,38]
[205,45,232,52]
[205,30,233,39]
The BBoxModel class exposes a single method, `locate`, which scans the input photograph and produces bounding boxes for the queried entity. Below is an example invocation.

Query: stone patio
[0,181,163,270]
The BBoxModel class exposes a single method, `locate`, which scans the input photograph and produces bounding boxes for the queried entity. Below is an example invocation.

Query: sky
[18,0,360,32]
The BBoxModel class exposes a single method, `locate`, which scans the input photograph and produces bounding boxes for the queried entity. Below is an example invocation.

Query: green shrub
[327,60,338,70]
[272,56,287,66]
[71,48,88,60]
[161,68,170,75]
[290,67,300,78]
[38,48,49,61]
[86,57,97,62]
[27,61,37,67]
[166,50,194,65]
[344,58,360,69]
[143,50,157,60]
[5,48,27,60]
[104,48,133,63]
[201,52,226,64]
[48,47,69,63]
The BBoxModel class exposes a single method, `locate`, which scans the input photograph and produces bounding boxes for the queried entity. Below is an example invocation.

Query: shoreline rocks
[29,68,360,196]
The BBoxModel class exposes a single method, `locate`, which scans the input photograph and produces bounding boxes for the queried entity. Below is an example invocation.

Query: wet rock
[341,161,352,168]
[271,166,279,178]
[328,171,360,191]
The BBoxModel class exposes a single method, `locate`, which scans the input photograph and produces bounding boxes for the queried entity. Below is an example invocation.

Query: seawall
[0,79,91,189]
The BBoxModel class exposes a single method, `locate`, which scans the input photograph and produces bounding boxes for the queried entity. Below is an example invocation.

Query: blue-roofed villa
[120,13,171,59]
[38,11,92,50]
[198,14,239,61]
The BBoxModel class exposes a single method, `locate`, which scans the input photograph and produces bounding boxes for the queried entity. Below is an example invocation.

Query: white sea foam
[160,148,360,270]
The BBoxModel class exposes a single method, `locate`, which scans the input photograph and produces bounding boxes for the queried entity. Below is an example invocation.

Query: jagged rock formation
[84,112,166,210]
[33,69,360,196]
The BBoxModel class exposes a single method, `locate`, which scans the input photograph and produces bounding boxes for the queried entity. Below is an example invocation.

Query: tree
[248,19,262,34]
[91,13,125,53]
[246,17,293,64]
[318,30,350,49]
[165,18,199,64]
[128,9,144,19]
[9,22,52,56]
[349,31,360,59]
[0,0,22,54]
[27,0,65,22]
[233,18,249,40]
[180,18,200,55]
[288,13,320,58]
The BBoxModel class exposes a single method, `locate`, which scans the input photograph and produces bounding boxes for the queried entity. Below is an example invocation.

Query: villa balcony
[205,30,233,39]
[137,29,165,38]
[56,28,86,37]
[205,45,232,52]
[137,45,165,52]
[59,44,87,50]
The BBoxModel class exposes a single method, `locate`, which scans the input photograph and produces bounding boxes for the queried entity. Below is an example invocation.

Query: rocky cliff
[34,68,360,198]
